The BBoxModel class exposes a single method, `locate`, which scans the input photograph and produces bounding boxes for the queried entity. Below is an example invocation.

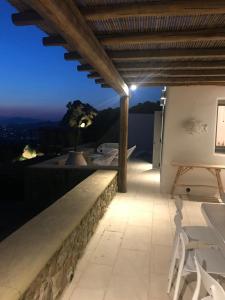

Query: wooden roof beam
[65,51,81,60]
[101,82,225,88]
[122,69,225,77]
[126,76,225,84]
[66,48,225,61]
[131,82,225,86]
[12,10,43,26]
[77,64,94,71]
[107,48,225,61]
[99,28,225,46]
[88,72,100,78]
[21,0,128,96]
[43,35,67,46]
[81,1,225,21]
[78,61,225,72]
[90,69,225,79]
[98,76,225,84]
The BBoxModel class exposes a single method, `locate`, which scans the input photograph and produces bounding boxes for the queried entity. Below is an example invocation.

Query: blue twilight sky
[0,1,162,121]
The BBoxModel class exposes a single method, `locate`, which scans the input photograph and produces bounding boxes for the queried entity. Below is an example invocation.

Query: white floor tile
[78,264,112,289]
[150,245,172,275]
[121,225,151,251]
[70,288,105,300]
[91,231,122,266]
[113,248,150,279]
[104,272,149,300]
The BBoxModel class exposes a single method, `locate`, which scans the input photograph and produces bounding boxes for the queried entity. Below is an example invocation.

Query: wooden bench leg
[215,169,224,199]
[171,166,183,199]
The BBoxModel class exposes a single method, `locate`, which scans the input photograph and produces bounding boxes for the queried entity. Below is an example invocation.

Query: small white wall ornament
[182,118,208,135]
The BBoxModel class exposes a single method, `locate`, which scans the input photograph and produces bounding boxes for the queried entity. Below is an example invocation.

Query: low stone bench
[0,170,117,300]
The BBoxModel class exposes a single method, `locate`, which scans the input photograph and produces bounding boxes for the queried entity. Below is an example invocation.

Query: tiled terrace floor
[61,160,208,300]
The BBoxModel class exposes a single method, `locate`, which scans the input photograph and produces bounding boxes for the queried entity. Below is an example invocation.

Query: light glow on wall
[216,104,225,147]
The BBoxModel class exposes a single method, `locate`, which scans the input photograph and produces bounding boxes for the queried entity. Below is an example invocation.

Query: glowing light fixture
[80,122,86,128]
[130,84,137,91]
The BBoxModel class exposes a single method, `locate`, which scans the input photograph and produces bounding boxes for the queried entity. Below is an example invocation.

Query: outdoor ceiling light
[130,84,137,91]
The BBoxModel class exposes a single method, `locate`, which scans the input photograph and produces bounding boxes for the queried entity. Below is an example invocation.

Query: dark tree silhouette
[61,100,97,150]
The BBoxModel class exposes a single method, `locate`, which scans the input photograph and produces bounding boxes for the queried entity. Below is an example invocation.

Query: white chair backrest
[179,229,189,251]
[174,212,182,234]
[92,149,118,166]
[97,143,118,154]
[127,145,136,158]
[174,198,184,219]
[193,255,225,300]
[174,229,190,276]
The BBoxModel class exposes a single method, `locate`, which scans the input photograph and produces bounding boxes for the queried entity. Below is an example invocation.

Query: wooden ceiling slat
[81,1,225,21]
[18,0,128,96]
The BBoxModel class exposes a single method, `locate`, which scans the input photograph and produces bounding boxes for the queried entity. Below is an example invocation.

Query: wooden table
[171,162,225,199]
[201,203,225,254]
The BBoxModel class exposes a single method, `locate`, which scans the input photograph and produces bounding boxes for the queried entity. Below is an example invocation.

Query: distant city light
[130,84,137,91]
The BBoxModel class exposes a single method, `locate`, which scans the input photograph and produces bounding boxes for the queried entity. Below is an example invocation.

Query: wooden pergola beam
[21,0,128,96]
[77,64,94,72]
[99,28,225,46]
[90,69,225,79]
[98,76,225,84]
[78,60,225,72]
[66,48,225,61]
[88,72,100,78]
[102,82,225,88]
[65,51,82,60]
[43,35,67,46]
[81,0,225,20]
[123,69,225,77]
[107,48,225,61]
[12,10,43,26]
[132,82,225,86]
[125,76,225,84]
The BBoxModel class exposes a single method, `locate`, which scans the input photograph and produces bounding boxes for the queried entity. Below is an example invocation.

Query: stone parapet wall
[0,170,117,300]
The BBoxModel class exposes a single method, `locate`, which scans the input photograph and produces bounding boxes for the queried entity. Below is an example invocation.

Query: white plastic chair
[92,149,118,166]
[174,199,218,246]
[167,199,219,294]
[192,255,225,300]
[97,143,118,154]
[170,220,225,300]
[97,143,136,160]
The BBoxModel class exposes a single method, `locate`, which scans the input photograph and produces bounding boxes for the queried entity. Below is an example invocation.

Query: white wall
[161,86,225,196]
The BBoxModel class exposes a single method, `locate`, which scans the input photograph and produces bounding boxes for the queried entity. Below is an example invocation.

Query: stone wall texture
[19,175,117,300]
